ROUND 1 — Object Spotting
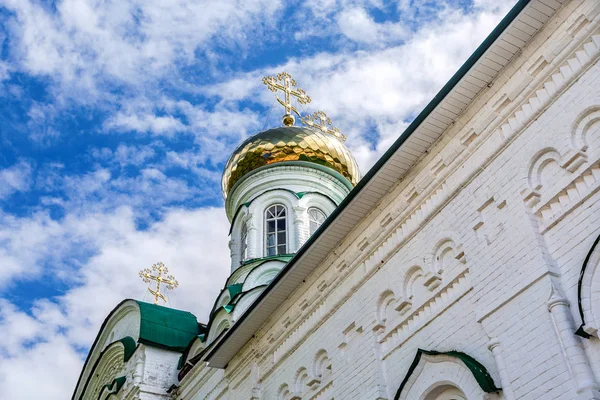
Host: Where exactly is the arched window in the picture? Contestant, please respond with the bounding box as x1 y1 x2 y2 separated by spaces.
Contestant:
265 205 287 256
426 385 466 400
240 222 248 264
308 207 326 235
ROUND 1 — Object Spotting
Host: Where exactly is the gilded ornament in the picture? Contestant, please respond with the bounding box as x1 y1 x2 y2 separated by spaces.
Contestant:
139 262 179 305
301 111 346 141
262 72 311 126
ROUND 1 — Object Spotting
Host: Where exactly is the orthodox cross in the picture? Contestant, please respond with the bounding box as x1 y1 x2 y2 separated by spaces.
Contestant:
262 72 311 126
301 110 346 141
139 262 179 305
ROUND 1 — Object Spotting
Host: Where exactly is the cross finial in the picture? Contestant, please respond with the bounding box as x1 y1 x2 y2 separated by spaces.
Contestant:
301 111 346 141
262 72 311 126
139 262 179 305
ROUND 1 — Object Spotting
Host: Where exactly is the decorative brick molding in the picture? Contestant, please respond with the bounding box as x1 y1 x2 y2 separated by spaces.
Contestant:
274 350 333 400
379 268 471 360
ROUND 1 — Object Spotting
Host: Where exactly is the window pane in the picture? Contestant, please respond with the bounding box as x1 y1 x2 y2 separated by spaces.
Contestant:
267 233 275 247
277 232 286 245
310 220 318 234
267 220 276 232
277 245 286 254
309 208 326 234
267 246 276 256
240 224 248 262
277 218 285 231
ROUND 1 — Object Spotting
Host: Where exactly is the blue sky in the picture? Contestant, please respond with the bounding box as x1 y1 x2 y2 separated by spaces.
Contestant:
0 0 515 397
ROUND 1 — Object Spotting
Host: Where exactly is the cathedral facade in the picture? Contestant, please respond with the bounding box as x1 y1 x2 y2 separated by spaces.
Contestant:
74 0 600 399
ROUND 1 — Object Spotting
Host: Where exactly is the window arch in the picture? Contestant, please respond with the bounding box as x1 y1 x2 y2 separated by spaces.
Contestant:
426 385 467 400
308 207 326 235
240 222 248 264
265 204 287 256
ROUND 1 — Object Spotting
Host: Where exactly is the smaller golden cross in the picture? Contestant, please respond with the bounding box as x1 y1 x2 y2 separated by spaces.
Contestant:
262 72 311 126
301 111 346 141
139 262 179 305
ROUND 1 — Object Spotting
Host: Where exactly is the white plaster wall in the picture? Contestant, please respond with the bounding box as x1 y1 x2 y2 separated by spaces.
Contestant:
138 346 182 400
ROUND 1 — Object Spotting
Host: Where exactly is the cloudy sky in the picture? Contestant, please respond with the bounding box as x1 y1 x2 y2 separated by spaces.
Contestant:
0 0 517 398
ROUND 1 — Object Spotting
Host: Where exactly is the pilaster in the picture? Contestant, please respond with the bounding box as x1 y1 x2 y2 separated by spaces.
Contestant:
547 292 600 399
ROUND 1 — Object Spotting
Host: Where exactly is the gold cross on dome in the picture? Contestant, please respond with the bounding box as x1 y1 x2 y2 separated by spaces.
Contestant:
262 72 311 126
139 262 179 305
301 111 346 141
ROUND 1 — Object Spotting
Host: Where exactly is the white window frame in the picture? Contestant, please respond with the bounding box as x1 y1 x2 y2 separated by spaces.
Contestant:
240 222 248 264
308 207 327 235
264 204 287 256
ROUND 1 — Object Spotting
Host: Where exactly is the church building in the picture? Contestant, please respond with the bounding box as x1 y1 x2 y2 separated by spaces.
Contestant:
73 0 600 398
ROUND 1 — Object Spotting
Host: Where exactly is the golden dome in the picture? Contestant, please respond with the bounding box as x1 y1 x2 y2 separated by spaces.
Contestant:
222 126 360 199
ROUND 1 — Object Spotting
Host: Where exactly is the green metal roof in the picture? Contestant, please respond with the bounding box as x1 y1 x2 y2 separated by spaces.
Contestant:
136 300 201 352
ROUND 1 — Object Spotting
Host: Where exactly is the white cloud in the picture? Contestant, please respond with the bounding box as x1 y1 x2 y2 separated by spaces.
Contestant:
103 98 261 168
91 144 157 167
1 0 282 97
0 161 32 200
337 7 409 45
33 162 206 219
0 301 82 399
0 206 231 399
104 112 187 136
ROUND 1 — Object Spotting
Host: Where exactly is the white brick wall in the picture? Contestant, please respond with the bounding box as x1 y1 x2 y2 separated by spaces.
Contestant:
178 1 600 399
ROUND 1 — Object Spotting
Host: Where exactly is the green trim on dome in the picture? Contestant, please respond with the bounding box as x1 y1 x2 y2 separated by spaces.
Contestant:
241 253 295 266
227 160 353 205
135 301 201 352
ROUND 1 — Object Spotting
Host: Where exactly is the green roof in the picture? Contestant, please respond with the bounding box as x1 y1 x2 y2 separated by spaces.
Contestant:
136 301 201 352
